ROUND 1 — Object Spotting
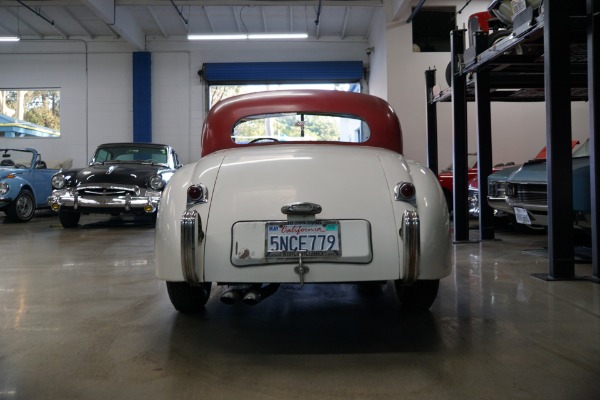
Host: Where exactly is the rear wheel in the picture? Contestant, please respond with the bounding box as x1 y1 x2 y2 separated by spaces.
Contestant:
488 30 524 54
394 279 440 311
166 281 212 313
6 189 35 222
59 209 81 228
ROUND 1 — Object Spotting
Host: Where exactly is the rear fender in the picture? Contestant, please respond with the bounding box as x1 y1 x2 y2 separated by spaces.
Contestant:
382 154 451 281
155 154 224 282
406 160 452 279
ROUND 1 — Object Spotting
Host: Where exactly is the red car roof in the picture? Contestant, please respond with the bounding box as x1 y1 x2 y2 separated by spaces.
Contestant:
200 90 403 157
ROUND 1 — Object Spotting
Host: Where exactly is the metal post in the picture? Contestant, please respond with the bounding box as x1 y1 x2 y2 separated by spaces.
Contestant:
425 68 439 175
587 0 599 282
535 0 575 280
450 29 470 242
473 31 495 241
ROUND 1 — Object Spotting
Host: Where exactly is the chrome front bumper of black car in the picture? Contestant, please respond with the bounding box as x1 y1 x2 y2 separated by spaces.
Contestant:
48 184 161 213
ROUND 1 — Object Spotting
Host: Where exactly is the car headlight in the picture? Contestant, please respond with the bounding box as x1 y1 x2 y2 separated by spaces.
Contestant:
468 191 479 205
148 175 164 190
51 173 66 189
0 182 8 195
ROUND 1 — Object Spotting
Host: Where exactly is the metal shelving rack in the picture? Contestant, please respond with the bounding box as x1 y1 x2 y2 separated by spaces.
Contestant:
425 0 598 282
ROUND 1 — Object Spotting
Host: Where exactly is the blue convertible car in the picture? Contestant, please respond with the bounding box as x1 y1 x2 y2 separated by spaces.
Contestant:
0 148 58 222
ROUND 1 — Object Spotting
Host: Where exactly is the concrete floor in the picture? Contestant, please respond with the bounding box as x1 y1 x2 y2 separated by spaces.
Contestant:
1 211 599 400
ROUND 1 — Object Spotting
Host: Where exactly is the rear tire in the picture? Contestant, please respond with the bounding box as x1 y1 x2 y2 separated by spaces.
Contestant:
166 281 212 313
394 279 440 311
488 30 523 54
59 209 81 228
6 189 35 222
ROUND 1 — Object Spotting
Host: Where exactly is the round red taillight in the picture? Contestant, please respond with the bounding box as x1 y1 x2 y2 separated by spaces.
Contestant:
396 182 416 200
187 185 203 201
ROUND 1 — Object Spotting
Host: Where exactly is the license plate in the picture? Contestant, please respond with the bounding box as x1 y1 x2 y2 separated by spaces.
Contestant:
265 220 341 258
514 207 531 225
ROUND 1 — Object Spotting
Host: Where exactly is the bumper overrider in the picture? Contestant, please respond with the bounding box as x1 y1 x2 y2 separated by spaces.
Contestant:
48 183 161 213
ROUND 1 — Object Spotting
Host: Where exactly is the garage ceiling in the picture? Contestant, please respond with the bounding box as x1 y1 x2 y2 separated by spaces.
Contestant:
0 0 383 50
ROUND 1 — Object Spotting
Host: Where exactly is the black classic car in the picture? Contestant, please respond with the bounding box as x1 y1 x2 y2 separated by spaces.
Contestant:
48 142 182 228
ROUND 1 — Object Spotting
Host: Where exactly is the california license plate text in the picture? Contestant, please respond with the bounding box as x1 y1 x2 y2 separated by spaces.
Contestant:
266 221 340 257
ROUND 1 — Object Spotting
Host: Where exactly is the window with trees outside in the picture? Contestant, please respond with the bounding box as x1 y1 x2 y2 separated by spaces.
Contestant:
0 89 61 138
232 112 369 144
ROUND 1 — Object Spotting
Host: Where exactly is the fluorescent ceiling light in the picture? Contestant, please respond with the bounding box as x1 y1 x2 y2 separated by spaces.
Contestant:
248 33 308 40
0 36 20 42
188 33 308 41
188 34 247 40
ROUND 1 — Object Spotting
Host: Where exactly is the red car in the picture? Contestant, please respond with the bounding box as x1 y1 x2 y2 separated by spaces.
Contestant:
436 154 509 213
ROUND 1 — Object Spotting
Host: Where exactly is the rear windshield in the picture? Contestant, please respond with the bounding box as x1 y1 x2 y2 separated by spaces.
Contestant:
231 112 370 144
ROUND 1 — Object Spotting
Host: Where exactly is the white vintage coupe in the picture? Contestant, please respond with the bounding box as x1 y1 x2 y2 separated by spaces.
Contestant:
155 90 451 313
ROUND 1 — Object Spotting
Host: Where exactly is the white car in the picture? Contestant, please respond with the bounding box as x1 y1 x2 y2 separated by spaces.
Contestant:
155 90 451 313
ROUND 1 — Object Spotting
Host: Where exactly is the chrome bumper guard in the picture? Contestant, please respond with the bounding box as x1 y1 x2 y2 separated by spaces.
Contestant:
400 210 420 284
181 209 205 283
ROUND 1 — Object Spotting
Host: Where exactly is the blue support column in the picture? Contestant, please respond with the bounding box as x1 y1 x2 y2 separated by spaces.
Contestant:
133 52 152 143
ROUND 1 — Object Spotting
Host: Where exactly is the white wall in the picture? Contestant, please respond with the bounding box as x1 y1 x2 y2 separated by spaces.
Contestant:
367 7 388 100
1 39 370 166
0 47 87 167
380 0 590 169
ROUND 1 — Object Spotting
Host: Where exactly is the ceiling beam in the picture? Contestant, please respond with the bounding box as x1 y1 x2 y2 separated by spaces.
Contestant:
82 0 145 49
148 6 168 37
63 6 94 38
0 1 382 5
232 6 242 32
203 6 216 32
6 7 43 38
0 1 382 6
261 7 267 32
341 6 349 39
0 20 16 35
118 1 382 6
390 0 413 22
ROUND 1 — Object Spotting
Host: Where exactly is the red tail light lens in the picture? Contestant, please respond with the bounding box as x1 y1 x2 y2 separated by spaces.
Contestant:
395 182 416 201
187 184 208 204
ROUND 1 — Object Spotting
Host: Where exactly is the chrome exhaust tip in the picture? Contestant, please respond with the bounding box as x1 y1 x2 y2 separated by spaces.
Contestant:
243 283 281 306
242 290 261 306
220 289 242 305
